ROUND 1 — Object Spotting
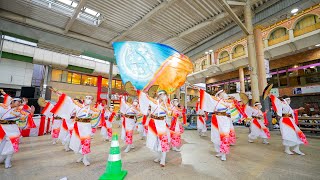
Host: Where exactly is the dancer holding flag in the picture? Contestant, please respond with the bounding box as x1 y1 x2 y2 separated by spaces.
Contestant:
120 97 141 153
0 89 34 168
199 89 236 161
246 102 270 144
112 41 193 166
138 89 171 167
263 84 308 155
196 99 207 137
101 104 116 142
50 89 100 166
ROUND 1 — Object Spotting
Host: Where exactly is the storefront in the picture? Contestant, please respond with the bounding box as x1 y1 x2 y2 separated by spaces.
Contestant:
49 68 126 110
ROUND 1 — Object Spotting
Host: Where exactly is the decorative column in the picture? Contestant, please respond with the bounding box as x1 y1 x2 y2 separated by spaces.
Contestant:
244 0 260 103
254 27 268 95
239 67 245 93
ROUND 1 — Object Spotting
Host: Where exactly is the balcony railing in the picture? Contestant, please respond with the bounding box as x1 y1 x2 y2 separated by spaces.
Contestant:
232 51 246 59
219 57 230 64
293 22 320 37
268 34 289 46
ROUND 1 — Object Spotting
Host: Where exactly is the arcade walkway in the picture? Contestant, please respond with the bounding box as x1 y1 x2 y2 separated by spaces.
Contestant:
0 127 319 180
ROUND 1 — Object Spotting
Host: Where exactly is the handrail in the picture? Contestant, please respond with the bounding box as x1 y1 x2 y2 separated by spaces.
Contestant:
268 34 289 46
293 22 320 37
232 51 245 59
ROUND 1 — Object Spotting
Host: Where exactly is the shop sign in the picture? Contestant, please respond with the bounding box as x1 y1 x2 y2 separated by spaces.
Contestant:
265 59 271 78
293 85 320 95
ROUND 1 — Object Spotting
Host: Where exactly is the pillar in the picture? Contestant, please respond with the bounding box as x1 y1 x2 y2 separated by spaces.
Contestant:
254 27 273 130
253 27 268 95
97 75 102 103
206 54 211 66
107 62 113 107
288 29 294 39
244 0 260 103
239 67 245 93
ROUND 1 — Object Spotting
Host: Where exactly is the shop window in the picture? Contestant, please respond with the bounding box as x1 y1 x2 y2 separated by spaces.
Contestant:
268 28 289 46
115 80 123 89
294 15 320 37
229 81 237 94
51 69 63 81
232 45 245 59
81 75 97 86
219 51 229 64
61 71 68 83
267 72 279 88
71 73 81 84
304 65 320 84
245 79 251 92
278 68 288 87
67 72 72 83
102 78 109 87
112 80 116 88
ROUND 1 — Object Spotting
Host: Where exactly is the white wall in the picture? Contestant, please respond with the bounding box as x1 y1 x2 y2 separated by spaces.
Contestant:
0 58 33 89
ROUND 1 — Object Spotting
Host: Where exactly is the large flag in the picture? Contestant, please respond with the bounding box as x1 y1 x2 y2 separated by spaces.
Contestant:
113 42 193 94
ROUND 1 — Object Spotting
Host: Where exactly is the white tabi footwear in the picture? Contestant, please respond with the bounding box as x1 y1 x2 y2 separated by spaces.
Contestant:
172 147 181 152
248 139 254 143
82 155 90 166
284 146 294 155
215 153 222 157
293 145 305 155
124 145 131 153
221 154 226 161
5 154 13 168
76 156 83 163
262 139 269 144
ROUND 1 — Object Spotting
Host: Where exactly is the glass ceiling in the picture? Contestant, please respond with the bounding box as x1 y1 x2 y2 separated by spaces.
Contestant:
31 0 103 26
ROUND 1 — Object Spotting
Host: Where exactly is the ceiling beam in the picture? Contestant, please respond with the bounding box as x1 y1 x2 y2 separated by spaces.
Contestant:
227 1 246 6
218 0 249 35
109 0 180 44
163 8 242 44
64 0 88 33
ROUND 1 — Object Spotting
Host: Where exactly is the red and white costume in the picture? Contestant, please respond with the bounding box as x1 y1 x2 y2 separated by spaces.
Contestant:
199 89 235 161
196 102 207 136
101 105 116 141
138 90 171 167
40 102 55 139
51 94 100 166
0 98 27 168
169 102 185 151
270 95 308 155
245 104 270 143
120 98 140 153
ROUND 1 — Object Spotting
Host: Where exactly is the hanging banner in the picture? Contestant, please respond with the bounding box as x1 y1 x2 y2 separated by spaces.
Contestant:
265 59 271 78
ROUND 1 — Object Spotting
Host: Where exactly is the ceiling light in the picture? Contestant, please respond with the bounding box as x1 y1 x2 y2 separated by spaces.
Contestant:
205 52 209 54
209 50 213 53
291 8 298 14
206 76 209 77
315 44 320 47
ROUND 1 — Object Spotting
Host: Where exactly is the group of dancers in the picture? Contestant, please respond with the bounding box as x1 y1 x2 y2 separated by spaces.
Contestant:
0 85 309 169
